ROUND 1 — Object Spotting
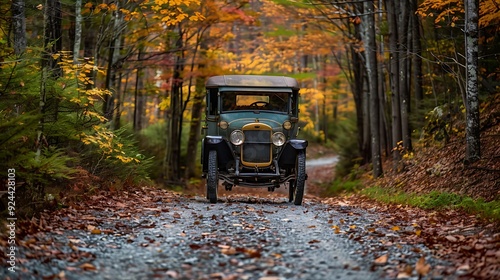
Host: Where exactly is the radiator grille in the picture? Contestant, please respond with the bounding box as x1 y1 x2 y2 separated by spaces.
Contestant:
241 125 272 166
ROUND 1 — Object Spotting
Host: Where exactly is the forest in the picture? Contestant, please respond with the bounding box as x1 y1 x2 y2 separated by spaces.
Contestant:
1 0 499 214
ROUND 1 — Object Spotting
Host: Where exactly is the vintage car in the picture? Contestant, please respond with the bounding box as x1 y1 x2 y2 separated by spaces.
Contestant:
201 75 308 205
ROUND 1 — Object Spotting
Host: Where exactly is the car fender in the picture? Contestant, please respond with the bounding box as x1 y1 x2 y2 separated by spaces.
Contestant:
202 136 234 172
277 139 308 167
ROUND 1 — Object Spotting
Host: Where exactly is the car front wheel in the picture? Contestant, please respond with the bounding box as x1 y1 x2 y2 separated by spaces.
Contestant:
293 150 306 205
207 150 218 203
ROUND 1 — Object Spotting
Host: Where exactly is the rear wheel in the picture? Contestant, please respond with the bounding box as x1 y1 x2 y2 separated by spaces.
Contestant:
207 150 218 203
293 150 306 205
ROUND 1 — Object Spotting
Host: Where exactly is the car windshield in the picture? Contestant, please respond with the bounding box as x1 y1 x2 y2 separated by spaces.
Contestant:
221 92 288 112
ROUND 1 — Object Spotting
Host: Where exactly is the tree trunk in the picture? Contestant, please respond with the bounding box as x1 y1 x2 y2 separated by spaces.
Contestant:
164 25 184 182
38 0 62 159
36 0 62 198
411 0 423 111
350 2 370 164
73 0 82 63
185 29 209 179
377 0 389 156
398 1 412 153
103 3 124 122
185 78 205 179
386 0 402 166
12 0 26 55
465 0 481 163
363 1 382 177
133 49 145 132
42 0 62 78
114 72 128 130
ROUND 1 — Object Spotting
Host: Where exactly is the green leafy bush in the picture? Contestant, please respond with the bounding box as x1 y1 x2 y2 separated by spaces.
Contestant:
80 126 153 186
1 52 154 217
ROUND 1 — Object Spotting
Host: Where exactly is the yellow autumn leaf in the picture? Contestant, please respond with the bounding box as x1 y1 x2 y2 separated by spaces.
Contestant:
331 225 341 234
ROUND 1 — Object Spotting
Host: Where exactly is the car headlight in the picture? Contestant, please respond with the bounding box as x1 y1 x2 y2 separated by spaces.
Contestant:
219 120 228 130
283 120 292 130
272 132 286 146
230 130 245 145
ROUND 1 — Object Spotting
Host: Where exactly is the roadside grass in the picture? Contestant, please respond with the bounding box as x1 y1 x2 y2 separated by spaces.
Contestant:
361 186 500 222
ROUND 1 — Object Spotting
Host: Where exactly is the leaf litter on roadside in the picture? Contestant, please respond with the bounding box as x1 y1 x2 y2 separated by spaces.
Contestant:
323 194 500 279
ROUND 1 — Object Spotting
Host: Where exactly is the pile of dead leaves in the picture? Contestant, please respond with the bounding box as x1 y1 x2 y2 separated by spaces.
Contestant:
0 187 179 267
373 93 499 202
323 195 500 279
357 94 500 277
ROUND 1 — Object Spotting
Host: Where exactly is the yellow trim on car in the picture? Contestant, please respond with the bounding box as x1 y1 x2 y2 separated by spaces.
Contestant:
241 123 273 167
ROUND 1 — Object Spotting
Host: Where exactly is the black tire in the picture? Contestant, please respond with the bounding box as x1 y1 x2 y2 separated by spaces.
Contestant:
288 180 295 202
207 150 218 203
293 150 306 205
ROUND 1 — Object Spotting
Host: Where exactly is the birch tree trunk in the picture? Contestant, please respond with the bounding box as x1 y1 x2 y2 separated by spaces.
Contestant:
464 0 481 163
73 0 82 63
363 1 382 177
104 2 124 122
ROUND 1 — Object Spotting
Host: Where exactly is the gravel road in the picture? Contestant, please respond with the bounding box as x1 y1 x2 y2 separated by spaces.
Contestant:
2 188 461 280
2 155 465 280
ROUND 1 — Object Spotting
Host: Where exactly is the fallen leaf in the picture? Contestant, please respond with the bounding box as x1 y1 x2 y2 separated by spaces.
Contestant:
80 263 97 271
331 225 341 234
244 248 261 258
391 225 400 231
91 228 102 234
445 235 458 242
116 202 126 207
374 254 388 265
189 244 202 250
396 271 412 278
415 256 431 276
221 247 237 255
457 264 470 271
